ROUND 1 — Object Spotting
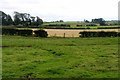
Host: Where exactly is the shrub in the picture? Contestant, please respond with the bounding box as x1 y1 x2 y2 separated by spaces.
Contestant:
117 33 120 37
16 29 33 36
97 27 119 29
2 28 33 36
86 24 97 26
79 32 98 37
2 28 17 35
79 31 119 37
86 27 90 29
76 24 83 27
34 30 48 37
48 24 70 27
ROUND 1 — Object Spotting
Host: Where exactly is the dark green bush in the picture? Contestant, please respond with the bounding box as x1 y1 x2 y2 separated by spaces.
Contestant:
79 31 119 37
48 24 70 27
86 27 90 29
34 30 48 37
86 24 97 26
2 28 33 36
76 24 83 27
0 28 2 35
2 28 48 37
118 33 120 37
2 28 16 35
97 27 119 29
16 29 33 36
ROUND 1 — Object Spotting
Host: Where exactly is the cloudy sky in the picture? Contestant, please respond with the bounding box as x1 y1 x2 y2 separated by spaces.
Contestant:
0 0 119 21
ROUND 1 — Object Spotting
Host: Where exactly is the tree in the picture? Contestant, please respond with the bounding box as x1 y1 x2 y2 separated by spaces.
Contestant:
13 12 21 25
0 11 44 27
0 11 13 25
6 15 13 25
35 16 43 26
92 18 106 26
30 16 35 26
1 11 7 25
13 11 43 27
13 12 31 26
84 19 89 23
60 20 64 22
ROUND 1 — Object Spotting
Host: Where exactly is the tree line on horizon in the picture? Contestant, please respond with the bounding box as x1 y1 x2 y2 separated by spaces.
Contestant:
0 11 118 27
0 11 43 27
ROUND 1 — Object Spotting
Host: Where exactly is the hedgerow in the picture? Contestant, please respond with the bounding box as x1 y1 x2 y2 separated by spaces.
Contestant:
79 31 119 37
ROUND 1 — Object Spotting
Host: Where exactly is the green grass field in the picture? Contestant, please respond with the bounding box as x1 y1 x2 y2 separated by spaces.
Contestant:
2 36 119 78
43 22 118 28
1 21 118 29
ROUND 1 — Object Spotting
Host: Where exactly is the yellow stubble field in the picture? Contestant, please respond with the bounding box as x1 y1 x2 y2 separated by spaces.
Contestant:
44 29 119 37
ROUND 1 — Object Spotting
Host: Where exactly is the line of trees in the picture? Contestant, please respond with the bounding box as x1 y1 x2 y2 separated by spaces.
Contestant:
0 11 43 27
91 18 106 26
84 18 108 26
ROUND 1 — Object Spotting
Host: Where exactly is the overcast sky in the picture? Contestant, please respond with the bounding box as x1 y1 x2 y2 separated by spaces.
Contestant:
0 0 119 21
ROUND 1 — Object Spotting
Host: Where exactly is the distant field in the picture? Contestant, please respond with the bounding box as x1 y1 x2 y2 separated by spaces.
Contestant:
1 21 118 29
44 29 119 37
2 35 119 78
1 25 119 37
43 22 118 28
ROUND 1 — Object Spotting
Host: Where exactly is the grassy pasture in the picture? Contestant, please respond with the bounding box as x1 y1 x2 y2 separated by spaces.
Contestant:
1 21 118 29
2 35 119 78
43 22 118 28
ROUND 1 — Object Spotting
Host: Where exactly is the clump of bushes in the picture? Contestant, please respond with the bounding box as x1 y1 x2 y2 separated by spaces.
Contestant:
34 30 48 37
49 24 70 27
86 24 97 26
2 28 17 35
97 27 120 29
16 29 32 36
76 24 97 27
44 24 70 28
79 31 119 37
2 28 32 36
2 28 48 37
76 24 83 27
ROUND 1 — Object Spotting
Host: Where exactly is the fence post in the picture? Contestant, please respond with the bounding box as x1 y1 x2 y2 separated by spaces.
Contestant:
64 33 65 38
54 33 56 37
